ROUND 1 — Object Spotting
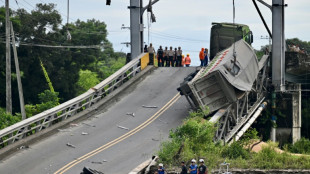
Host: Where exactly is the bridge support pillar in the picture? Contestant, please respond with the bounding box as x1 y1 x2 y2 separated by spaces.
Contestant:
272 0 286 91
291 84 301 144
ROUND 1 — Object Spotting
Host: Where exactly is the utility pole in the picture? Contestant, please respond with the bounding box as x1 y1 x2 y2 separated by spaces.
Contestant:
11 22 26 120
129 0 159 60
6 0 12 114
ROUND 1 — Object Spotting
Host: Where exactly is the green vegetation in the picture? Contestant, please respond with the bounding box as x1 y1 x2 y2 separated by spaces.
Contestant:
0 3 126 127
157 109 310 171
287 138 310 155
0 108 21 129
25 90 59 118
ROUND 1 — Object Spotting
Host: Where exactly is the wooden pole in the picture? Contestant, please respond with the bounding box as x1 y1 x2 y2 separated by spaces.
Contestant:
5 0 12 114
11 22 26 120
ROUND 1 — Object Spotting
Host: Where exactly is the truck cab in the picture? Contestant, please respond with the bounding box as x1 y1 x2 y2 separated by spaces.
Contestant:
209 22 253 59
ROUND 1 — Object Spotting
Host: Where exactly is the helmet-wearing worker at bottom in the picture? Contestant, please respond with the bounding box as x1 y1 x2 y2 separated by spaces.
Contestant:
157 163 165 174
189 159 198 174
185 54 191 67
198 159 208 174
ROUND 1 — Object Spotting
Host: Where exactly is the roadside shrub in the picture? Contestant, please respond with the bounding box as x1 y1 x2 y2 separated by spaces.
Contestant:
0 108 21 129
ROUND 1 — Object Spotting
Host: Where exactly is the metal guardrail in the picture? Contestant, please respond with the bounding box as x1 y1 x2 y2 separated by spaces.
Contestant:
0 54 148 148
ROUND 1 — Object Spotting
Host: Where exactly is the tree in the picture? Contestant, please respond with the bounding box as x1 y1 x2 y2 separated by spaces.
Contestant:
76 70 100 95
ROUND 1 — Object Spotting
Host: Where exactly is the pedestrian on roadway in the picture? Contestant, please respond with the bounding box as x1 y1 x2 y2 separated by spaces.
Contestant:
204 48 209 66
164 46 169 67
198 159 208 174
167 46 175 67
185 54 191 67
148 43 155 65
181 161 188 174
176 47 183 67
199 48 205 66
155 163 165 174
157 46 164 67
189 159 198 174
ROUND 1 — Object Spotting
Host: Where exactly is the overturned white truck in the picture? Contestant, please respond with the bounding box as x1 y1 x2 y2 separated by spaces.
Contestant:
179 39 259 115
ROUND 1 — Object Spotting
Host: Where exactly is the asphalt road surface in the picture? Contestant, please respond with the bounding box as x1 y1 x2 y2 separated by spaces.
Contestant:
0 67 197 174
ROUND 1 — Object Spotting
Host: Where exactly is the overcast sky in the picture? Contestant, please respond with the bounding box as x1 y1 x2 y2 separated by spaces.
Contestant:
3 0 310 65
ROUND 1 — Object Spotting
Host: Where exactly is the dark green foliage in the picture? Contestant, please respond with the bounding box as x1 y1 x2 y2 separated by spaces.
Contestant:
221 142 249 159
288 138 310 155
302 98 310 138
0 108 21 129
25 90 59 117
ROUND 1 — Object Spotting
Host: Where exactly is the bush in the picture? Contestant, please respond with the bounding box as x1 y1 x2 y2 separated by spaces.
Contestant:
288 138 310 155
25 90 59 117
0 108 21 129
221 142 250 159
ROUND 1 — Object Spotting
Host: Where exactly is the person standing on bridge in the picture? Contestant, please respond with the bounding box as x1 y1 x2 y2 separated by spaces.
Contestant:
157 46 164 67
144 44 148 53
173 47 178 67
181 54 185 67
167 46 175 67
204 48 209 66
176 47 183 67
199 48 205 66
164 46 169 67
148 43 156 65
185 54 191 67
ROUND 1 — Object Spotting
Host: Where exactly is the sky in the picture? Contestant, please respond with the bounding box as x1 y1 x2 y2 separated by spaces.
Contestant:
2 0 310 66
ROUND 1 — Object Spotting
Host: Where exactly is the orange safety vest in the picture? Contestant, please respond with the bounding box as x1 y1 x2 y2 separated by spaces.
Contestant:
185 56 191 65
199 48 205 60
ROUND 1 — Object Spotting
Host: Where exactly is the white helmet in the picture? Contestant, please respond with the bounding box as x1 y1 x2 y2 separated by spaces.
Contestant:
191 159 196 163
199 159 204 163
159 163 163 167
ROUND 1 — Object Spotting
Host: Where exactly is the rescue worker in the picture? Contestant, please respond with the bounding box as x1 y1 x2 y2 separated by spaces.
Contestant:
181 161 188 174
176 47 183 67
181 55 185 67
185 54 191 67
199 48 205 66
204 48 209 66
144 45 148 53
157 46 164 67
168 46 175 67
148 43 155 65
164 47 169 67
189 159 198 174
156 163 165 174
198 159 207 174
173 47 177 67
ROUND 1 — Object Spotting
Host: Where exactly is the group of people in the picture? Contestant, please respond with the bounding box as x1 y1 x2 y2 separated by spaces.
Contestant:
155 159 208 174
288 44 307 54
145 44 192 67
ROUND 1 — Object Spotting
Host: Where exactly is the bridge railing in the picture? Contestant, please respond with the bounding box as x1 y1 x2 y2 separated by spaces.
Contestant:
0 53 150 148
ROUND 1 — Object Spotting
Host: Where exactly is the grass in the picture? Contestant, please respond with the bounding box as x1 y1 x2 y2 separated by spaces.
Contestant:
157 109 310 171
